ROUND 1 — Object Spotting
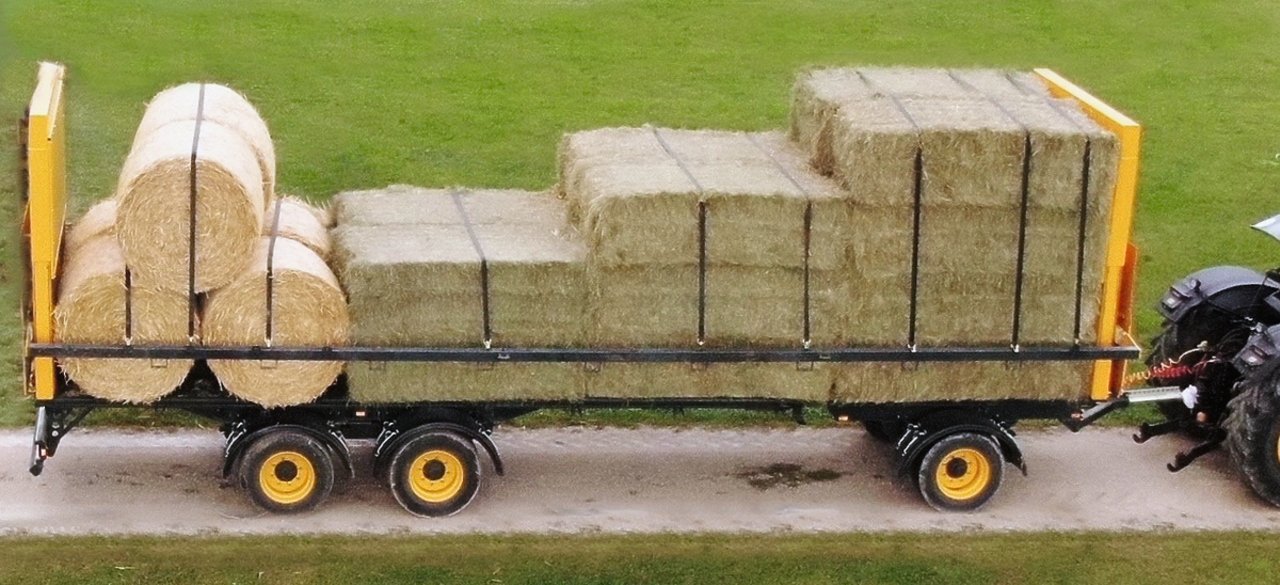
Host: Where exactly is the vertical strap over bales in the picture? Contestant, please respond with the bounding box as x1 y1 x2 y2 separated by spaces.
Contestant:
264 198 285 346
864 69 926 350
450 190 493 348
186 83 207 343
746 133 814 348
651 127 709 346
948 70 1034 350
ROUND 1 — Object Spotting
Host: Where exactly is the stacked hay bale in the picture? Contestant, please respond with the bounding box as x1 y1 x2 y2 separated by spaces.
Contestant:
332 187 587 402
56 83 349 407
789 67 1119 402
558 128 846 400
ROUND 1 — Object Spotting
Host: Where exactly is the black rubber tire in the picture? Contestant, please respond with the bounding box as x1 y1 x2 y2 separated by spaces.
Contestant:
916 433 1004 512
238 429 336 514
1224 371 1280 507
387 431 481 517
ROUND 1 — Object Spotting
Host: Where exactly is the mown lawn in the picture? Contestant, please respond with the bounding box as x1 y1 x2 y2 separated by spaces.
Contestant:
1 1 1277 426
1 532 1279 585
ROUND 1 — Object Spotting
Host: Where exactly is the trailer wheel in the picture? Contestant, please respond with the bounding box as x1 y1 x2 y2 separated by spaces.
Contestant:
239 429 335 514
1224 372 1280 506
916 433 1004 512
387 431 481 517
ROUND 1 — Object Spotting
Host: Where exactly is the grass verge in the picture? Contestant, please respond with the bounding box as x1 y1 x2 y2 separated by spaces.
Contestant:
1 532 1278 585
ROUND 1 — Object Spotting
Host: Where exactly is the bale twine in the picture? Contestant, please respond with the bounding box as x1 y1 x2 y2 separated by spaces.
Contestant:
204 236 349 407
54 235 194 403
116 120 265 292
134 83 276 199
64 198 118 252
266 196 331 259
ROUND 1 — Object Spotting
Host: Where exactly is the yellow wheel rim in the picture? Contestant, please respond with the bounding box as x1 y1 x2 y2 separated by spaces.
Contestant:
258 451 316 505
934 447 992 502
408 449 466 504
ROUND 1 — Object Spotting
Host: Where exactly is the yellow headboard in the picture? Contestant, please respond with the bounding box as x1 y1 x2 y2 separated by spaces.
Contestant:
24 62 68 400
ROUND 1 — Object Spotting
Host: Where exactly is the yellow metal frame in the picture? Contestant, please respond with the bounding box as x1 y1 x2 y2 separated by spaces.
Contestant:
1034 69 1142 401
24 62 68 400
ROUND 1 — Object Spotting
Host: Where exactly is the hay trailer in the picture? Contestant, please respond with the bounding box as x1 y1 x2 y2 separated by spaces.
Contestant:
22 63 1146 516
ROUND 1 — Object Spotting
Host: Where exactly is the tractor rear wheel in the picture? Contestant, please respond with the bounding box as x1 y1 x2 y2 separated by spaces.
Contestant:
1224 368 1280 507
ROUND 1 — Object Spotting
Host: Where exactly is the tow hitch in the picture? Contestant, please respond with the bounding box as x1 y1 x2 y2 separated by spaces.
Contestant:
1066 386 1225 472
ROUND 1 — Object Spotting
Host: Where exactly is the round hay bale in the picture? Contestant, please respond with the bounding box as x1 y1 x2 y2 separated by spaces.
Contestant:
54 235 195 403
64 198 117 252
116 120 265 292
265 196 332 259
204 237 349 407
134 83 276 199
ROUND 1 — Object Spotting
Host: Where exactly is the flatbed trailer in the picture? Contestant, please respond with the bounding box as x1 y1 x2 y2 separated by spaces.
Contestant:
20 63 1145 515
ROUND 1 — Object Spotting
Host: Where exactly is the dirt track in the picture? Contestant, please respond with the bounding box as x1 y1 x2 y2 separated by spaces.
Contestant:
3 426 1280 535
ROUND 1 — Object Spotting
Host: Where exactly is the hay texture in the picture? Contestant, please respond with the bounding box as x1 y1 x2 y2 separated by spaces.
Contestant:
203 236 349 408
788 67 1119 346
266 196 332 259
54 235 194 403
333 188 586 403
134 83 276 199
559 129 847 270
116 119 265 292
587 363 831 401
831 361 1092 402
559 129 850 347
64 198 117 252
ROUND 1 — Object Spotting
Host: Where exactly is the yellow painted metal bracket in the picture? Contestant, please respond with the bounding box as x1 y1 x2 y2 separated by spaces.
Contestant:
1034 68 1142 401
24 62 68 400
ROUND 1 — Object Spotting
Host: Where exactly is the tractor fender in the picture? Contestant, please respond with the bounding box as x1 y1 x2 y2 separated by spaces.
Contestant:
1160 266 1279 323
896 410 1024 477
373 421 504 479
222 422 354 480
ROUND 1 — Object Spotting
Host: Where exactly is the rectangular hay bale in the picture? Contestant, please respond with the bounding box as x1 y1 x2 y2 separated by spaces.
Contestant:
560 129 849 270
831 361 1092 402
347 362 586 403
332 189 587 348
586 363 833 401
590 266 847 347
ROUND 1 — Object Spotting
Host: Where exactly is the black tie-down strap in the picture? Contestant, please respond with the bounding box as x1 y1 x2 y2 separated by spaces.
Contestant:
185 82 208 343
946 70 1035 350
865 71 926 351
651 127 708 346
1000 71 1095 346
746 133 814 348
263 197 285 346
450 191 493 348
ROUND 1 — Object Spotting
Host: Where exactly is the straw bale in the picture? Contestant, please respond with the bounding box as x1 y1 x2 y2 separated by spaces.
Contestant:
347 362 585 403
590 266 846 347
560 129 848 269
586 363 833 400
204 237 349 408
134 83 276 198
847 204 1110 345
333 186 569 227
116 120 265 292
332 189 587 348
65 198 118 252
857 67 976 100
54 235 193 403
831 361 1092 402
789 68 874 174
266 196 332 259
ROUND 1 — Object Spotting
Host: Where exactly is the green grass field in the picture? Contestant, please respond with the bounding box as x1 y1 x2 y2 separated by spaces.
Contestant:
1 1 1278 426
2 532 1279 585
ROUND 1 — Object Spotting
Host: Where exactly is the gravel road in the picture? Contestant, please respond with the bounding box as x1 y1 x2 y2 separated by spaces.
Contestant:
3 425 1280 535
